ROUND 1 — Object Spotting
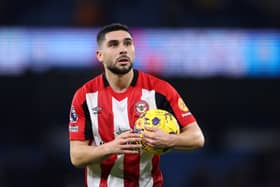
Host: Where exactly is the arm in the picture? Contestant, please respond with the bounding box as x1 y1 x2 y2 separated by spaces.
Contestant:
142 121 204 151
172 121 205 150
70 130 142 168
70 140 110 168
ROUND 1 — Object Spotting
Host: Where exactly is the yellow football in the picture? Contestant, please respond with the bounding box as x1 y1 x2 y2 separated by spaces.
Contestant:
134 109 180 154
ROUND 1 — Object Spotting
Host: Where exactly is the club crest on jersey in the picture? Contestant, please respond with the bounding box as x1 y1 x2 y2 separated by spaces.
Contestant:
135 100 149 116
70 106 78 123
178 98 189 112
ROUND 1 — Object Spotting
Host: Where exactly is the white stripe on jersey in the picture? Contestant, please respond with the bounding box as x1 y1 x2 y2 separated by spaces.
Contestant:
85 92 102 187
139 153 154 187
86 92 103 146
141 89 157 110
112 97 131 136
139 89 157 187
87 165 102 187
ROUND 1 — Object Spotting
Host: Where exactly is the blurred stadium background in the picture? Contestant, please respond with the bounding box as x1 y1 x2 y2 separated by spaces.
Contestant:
1 0 280 186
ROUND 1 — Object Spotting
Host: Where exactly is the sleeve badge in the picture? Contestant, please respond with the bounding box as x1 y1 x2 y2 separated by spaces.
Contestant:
70 106 78 123
178 98 189 112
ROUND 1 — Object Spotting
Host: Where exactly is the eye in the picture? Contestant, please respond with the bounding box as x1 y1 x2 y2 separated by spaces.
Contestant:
124 40 132 46
108 41 119 47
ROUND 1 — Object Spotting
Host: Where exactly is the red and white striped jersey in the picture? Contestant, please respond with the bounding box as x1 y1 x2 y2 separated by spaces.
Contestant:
69 70 196 187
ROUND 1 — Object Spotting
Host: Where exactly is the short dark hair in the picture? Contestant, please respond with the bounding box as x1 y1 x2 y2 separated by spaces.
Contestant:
96 23 132 47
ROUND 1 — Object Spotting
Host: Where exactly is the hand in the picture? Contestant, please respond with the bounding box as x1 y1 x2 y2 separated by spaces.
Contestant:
105 129 142 155
142 126 175 149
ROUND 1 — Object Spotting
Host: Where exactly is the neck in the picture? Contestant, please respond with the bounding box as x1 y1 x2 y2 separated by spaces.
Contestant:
105 69 134 93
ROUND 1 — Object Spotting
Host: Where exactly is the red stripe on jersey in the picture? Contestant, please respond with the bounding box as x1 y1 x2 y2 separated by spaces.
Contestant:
98 88 115 142
151 155 163 187
100 155 117 187
123 86 142 187
124 154 140 187
98 88 117 187
127 84 143 126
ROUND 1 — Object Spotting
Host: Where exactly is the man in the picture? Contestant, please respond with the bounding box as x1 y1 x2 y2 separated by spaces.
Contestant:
68 23 204 187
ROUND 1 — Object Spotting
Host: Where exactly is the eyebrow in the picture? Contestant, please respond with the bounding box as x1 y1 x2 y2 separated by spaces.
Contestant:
107 37 133 44
123 37 133 42
107 40 119 46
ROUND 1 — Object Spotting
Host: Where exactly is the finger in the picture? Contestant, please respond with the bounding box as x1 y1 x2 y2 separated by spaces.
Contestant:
121 144 142 150
144 126 158 132
143 142 156 148
142 137 155 145
129 133 142 138
142 132 155 139
122 132 142 139
143 141 164 149
120 129 133 136
119 137 142 145
126 137 142 142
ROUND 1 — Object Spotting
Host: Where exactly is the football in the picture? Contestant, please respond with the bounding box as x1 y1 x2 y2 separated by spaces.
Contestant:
134 109 180 154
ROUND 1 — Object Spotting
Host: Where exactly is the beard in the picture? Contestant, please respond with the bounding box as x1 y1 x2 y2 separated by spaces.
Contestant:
107 63 133 75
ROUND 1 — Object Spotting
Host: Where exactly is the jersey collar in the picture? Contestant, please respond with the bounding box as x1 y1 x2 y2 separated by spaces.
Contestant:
102 69 139 87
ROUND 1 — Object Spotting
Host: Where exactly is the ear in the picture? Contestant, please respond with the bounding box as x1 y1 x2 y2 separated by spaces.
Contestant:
96 50 103 62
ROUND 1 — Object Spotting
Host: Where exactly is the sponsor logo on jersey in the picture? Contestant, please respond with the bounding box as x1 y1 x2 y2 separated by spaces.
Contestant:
92 106 102 114
178 98 189 112
115 128 130 136
135 100 149 116
70 106 78 123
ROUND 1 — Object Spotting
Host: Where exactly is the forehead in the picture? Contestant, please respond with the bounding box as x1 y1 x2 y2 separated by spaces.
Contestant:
104 30 132 42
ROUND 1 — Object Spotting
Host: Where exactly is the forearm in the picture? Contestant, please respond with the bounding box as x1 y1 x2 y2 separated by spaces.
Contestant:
171 122 205 150
70 142 112 168
70 131 142 167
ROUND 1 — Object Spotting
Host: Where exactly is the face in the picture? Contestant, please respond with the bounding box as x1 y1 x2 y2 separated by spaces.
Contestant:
96 30 135 75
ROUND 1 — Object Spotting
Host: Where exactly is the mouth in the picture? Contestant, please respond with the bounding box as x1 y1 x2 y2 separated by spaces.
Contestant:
117 56 130 65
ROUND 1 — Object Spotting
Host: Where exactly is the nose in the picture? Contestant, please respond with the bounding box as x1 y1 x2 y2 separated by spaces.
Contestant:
119 44 128 55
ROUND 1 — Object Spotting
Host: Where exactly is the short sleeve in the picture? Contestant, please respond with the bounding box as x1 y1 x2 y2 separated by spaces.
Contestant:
68 88 93 140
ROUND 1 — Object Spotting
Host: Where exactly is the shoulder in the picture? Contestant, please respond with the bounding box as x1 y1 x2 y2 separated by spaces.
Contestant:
72 74 103 101
137 70 176 94
82 74 103 92
137 70 168 85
